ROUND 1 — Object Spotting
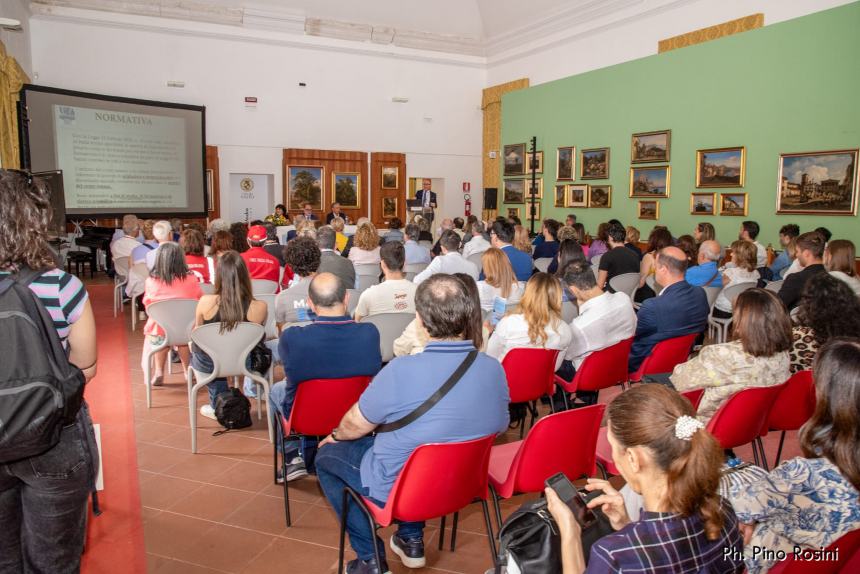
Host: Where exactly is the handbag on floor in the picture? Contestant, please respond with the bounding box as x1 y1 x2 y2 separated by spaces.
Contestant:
213 388 252 432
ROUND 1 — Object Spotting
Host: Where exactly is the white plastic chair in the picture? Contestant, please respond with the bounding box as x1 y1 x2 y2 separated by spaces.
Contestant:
645 274 664 295
703 285 722 310
534 257 553 273
765 280 784 293
354 263 381 295
591 265 600 281
254 293 279 341
360 313 416 363
346 288 359 317
404 263 429 282
591 254 603 268
141 299 198 408
186 322 273 453
199 282 216 295
418 240 433 250
608 272 640 300
561 300 579 323
466 253 484 275
707 282 756 343
113 256 130 317
252 279 278 294
128 262 149 331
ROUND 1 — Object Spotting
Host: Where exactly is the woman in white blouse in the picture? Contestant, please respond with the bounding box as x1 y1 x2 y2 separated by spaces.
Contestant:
477 247 523 313
486 272 572 370
713 239 759 318
347 222 381 265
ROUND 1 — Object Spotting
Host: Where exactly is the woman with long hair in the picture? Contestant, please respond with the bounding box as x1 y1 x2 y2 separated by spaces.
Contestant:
477 247 523 313
729 338 860 574
546 384 743 573
548 239 587 301
142 242 203 385
824 239 860 295
348 222 381 264
677 234 698 268
512 225 532 254
671 288 792 422
637 226 673 288
587 222 610 263
694 221 716 244
191 251 267 419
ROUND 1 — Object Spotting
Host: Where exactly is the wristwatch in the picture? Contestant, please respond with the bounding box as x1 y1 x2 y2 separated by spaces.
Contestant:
331 428 340 442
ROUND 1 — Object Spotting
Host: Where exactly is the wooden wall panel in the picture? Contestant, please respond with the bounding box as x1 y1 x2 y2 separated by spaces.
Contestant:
206 145 220 220
370 152 406 229
282 148 368 223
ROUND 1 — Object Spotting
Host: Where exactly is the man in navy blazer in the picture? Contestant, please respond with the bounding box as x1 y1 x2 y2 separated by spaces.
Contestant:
629 246 709 373
486 219 533 281
415 178 437 224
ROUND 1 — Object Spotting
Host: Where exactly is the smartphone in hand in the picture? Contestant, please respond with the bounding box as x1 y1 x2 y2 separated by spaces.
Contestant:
545 472 597 528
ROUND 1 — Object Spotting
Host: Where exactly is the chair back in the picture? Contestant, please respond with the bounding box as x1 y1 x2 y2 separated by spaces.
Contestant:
502 348 559 403
200 282 215 295
609 272 640 300
767 370 815 432
361 313 416 362
404 263 429 281
645 274 663 295
381 435 495 523
255 293 278 340
590 265 599 280
722 281 756 307
466 253 484 274
570 337 633 392
127 262 150 297
354 263 381 294
114 255 131 280
630 333 698 381
418 240 433 250
680 388 706 413
768 528 860 574
533 257 552 273
703 286 721 310
145 299 198 346
591 254 603 267
190 322 266 378
346 288 359 316
561 300 578 323
509 405 605 493
765 280 784 293
286 376 372 436
251 279 278 294
706 384 784 450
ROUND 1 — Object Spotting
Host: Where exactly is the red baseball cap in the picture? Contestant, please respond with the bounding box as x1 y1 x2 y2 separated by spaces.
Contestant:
247 225 267 241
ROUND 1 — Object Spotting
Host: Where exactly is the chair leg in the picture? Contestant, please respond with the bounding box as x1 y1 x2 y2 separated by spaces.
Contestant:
756 437 769 471
450 511 459 551
480 499 499 569
143 352 153 409
596 460 609 480
438 515 446 551
282 434 291 527
562 390 570 411
774 431 786 467
338 489 349 574
751 440 760 467
189 381 198 454
490 485 503 533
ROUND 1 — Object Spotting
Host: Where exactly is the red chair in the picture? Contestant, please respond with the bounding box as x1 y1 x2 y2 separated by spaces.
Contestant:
707 384 784 470
275 376 372 526
759 371 815 467
595 388 705 476
627 333 699 383
501 348 560 436
553 337 633 409
337 436 498 573
488 405 605 529
768 528 860 573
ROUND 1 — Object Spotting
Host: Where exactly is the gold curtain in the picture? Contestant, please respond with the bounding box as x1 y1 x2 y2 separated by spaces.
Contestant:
0 40 29 169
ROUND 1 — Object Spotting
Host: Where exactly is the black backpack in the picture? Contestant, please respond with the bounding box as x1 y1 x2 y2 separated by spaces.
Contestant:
0 268 86 464
213 388 252 432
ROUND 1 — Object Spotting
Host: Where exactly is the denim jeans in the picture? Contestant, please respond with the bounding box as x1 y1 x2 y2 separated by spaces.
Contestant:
191 349 251 407
0 405 99 574
316 436 424 561
270 379 318 473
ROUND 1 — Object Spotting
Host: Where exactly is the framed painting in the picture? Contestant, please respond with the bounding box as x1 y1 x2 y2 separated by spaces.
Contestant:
525 202 542 222
638 200 660 220
589 185 611 208
381 166 399 189
697 147 745 188
581 147 610 179
776 149 858 215
690 192 716 215
566 184 589 208
332 172 361 209
720 193 748 216
630 166 670 198
525 151 543 173
506 207 521 220
526 178 543 199
553 184 567 208
504 143 526 176
556 146 575 180
382 196 398 219
287 165 324 210
503 179 525 204
631 130 671 163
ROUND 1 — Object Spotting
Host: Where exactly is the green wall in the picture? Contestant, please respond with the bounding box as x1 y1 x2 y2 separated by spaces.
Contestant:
500 1 860 247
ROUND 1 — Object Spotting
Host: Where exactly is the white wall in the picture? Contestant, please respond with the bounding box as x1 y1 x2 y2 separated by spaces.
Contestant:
28 14 485 224
0 0 32 77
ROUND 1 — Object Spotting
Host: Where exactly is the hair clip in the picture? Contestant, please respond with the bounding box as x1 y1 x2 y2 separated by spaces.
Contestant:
675 415 704 441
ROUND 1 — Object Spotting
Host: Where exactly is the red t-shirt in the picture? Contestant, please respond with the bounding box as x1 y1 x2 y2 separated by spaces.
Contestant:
185 254 210 283
241 247 281 284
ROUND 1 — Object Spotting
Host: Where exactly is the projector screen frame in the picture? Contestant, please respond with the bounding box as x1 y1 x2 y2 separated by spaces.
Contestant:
18 83 208 219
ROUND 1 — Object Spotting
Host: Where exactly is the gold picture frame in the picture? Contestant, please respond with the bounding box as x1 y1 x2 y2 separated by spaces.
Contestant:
720 193 749 216
381 166 399 189
690 192 716 215
638 200 660 220
286 165 325 211
566 184 589 208
630 166 670 198
525 151 543 173
506 207 521 220
525 202 542 222
553 184 566 208
526 178 543 199
382 196 398 219
504 143 526 176
503 179 525 204
696 147 746 188
332 171 361 209
581 147 610 179
631 130 671 163
556 146 575 180
776 149 859 215
589 185 612 208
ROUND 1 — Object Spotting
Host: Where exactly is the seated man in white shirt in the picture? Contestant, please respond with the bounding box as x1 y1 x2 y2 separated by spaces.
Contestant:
354 241 417 321
739 220 768 268
557 259 637 406
461 220 491 260
413 230 479 285
145 220 174 271
110 215 141 262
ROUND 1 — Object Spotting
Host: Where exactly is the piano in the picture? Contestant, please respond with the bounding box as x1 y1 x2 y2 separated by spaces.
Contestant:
74 226 115 274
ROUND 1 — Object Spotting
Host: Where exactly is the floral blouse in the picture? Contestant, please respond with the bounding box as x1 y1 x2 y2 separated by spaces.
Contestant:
728 457 860 574
670 340 790 422
790 326 818 374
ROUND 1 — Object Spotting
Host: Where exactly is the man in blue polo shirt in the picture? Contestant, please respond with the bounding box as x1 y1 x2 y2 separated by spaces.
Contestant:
487 219 533 281
315 274 510 574
269 272 382 481
685 240 723 288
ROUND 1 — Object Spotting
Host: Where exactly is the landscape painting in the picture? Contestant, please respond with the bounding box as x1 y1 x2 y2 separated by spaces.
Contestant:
554 184 566 207
504 179 525 203
581 147 610 179
382 196 398 218
557 146 574 180
332 172 360 208
287 165 324 210
526 151 543 173
720 193 748 216
630 166 670 198
589 185 611 208
381 166 399 189
527 178 544 199
507 207 521 220
638 200 659 220
631 130 671 163
566 184 589 208
777 149 858 215
691 192 716 215
697 147 745 188
504 143 526 176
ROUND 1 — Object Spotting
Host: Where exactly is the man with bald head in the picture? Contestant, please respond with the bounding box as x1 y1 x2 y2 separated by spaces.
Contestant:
270 271 382 481
685 240 723 288
628 246 710 372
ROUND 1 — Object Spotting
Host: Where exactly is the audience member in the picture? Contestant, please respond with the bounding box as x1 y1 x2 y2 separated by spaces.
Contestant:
635 227 673 301
769 224 800 280
331 216 349 252
463 214 478 239
685 240 723 288
142 243 203 386
348 222 382 265
545 384 743 573
676 234 698 268
275 237 321 326
597 222 640 290
814 226 832 243
111 215 141 263
557 225 577 243
145 220 175 271
131 219 158 265
230 221 250 253
315 274 509 574
354 242 417 321
624 226 642 259
477 247 523 315
191 252 266 420
416 217 434 243
326 201 348 225
383 217 404 243
111 213 141 243
565 213 577 227
629 247 709 372
587 222 610 264
241 225 285 287
461 219 491 259
729 338 860 574
301 202 319 221
452 217 466 240
712 240 759 319
294 219 318 241
548 237 586 277
181 228 210 283
672 289 791 422
271 272 382 480
790 274 860 373
208 230 233 262
207 218 230 240
316 225 356 289
261 222 286 266
168 218 182 242
777 231 827 310
403 224 432 264
571 223 589 256
512 225 533 254
533 219 561 260
431 218 454 256
694 221 716 244
286 214 304 243
489 220 533 281
824 239 860 296
739 220 767 268
414 230 478 284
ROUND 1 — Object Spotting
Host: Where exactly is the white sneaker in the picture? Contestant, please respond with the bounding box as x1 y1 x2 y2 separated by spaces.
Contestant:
200 404 217 420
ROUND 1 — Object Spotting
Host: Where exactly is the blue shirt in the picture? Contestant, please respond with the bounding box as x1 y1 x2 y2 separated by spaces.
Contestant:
533 240 559 261
684 261 723 288
502 244 534 281
769 250 791 280
358 341 510 501
131 239 158 265
403 240 431 264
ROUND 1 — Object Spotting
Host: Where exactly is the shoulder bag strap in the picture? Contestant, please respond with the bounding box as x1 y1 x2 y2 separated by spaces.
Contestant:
703 269 720 287
376 350 478 434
